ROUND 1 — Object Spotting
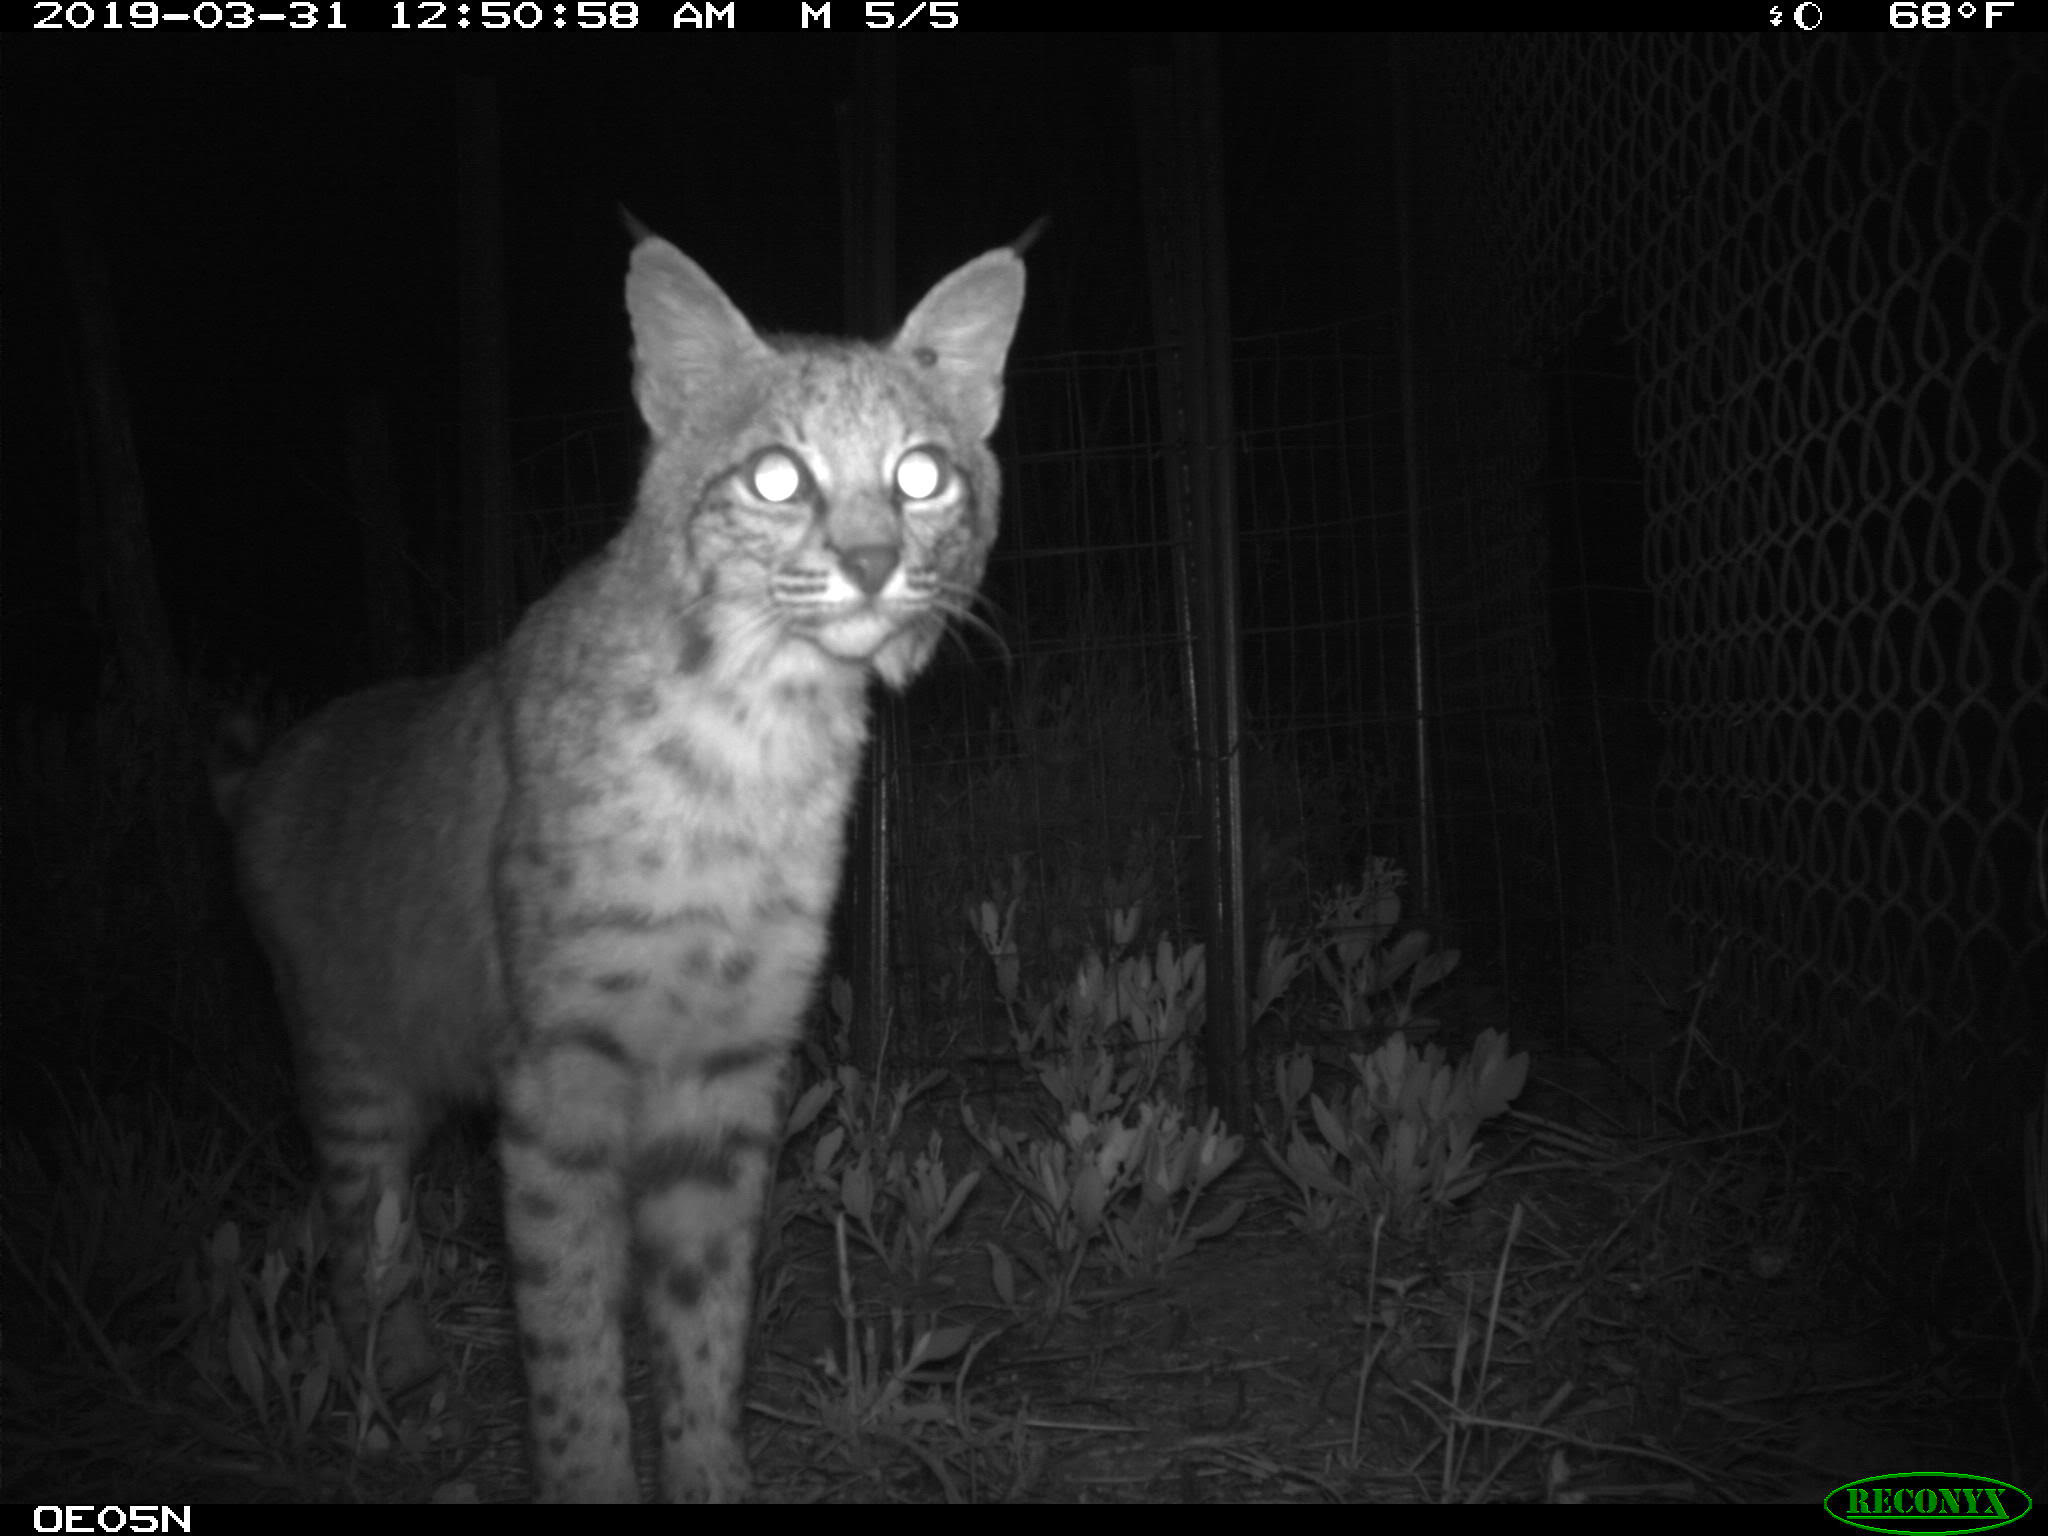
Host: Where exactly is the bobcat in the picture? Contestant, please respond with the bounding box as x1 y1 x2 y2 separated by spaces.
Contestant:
222 230 1027 1500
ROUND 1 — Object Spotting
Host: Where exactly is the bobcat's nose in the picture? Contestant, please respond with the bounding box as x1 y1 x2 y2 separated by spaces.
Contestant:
836 543 899 596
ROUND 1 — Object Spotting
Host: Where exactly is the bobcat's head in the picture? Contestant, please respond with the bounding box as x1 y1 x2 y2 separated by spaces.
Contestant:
624 237 1026 691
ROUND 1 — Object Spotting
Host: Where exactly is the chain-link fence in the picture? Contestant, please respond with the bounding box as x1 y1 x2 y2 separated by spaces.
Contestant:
1413 33 2046 1148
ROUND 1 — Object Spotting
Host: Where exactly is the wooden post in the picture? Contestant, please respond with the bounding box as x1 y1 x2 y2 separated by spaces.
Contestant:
836 38 899 1074
1135 37 1248 1127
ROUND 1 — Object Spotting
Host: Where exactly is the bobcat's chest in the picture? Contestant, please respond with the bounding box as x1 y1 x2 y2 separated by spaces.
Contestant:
490 650 870 1068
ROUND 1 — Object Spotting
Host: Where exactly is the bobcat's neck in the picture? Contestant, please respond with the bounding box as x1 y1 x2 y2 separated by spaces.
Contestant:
664 641 873 809
512 550 875 830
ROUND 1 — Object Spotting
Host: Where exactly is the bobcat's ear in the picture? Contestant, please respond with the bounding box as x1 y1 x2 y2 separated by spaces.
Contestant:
892 247 1026 442
626 238 772 430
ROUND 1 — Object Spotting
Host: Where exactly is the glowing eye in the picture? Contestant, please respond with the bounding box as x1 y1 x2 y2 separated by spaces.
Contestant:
749 449 805 503
895 446 948 501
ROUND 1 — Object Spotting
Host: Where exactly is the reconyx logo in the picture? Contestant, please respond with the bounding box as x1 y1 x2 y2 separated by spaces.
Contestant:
1825 1472 2031 1533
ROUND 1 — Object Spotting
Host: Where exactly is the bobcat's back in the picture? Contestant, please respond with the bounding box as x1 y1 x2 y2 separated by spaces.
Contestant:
229 232 1026 1501
233 675 507 1100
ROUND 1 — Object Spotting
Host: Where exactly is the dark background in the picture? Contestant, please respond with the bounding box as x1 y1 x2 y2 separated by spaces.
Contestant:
3 33 1396 707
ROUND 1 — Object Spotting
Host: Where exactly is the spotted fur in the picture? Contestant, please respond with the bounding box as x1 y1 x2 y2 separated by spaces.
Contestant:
225 234 1026 1500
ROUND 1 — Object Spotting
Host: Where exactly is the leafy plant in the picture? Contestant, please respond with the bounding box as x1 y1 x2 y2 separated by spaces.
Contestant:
1307 859 1461 1035
1264 1028 1528 1236
184 1212 343 1452
963 880 1246 1318
787 1061 974 1286
965 1098 1243 1316
179 1181 445 1466
1033 934 1205 1119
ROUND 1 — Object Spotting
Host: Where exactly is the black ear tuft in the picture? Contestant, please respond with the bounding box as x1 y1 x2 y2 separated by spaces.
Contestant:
1008 216 1051 257
619 205 657 245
